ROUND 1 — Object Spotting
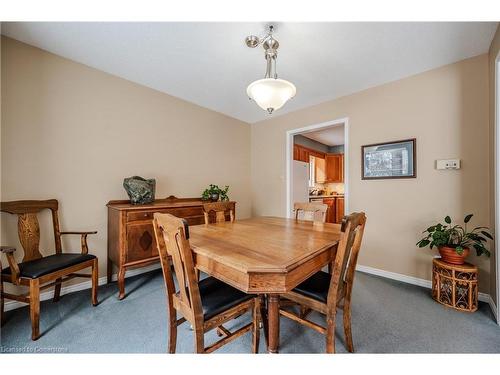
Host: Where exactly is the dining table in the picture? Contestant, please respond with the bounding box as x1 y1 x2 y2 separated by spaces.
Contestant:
189 216 341 353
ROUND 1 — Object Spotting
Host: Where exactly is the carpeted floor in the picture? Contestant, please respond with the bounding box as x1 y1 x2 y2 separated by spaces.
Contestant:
1 270 499 353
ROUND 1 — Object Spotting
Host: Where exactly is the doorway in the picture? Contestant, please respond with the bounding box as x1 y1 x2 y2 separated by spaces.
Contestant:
285 117 349 220
495 57 500 324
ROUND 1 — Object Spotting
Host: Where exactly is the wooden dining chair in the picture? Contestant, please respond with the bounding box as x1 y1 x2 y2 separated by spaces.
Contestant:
202 201 235 224
293 202 328 223
152 212 260 353
0 199 98 340
279 212 367 353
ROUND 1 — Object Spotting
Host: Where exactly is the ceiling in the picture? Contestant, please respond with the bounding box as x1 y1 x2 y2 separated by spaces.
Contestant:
1 22 497 123
303 125 345 146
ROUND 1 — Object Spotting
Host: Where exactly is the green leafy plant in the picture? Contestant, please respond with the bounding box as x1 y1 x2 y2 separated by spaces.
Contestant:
201 184 229 201
416 214 493 257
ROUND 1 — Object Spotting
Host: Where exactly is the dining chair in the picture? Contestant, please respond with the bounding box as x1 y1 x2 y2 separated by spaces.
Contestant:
293 202 328 223
0 199 98 340
152 212 260 353
279 212 367 353
202 201 235 224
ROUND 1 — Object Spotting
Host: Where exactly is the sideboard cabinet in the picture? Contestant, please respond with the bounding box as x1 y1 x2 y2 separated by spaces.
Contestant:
107 196 236 299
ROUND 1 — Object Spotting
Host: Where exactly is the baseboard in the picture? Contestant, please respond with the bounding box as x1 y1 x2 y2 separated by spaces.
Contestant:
3 263 162 312
487 295 498 323
4 262 497 322
356 264 491 304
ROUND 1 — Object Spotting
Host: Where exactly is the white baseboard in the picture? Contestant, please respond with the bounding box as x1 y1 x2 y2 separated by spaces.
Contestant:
4 262 498 324
488 295 498 323
356 264 496 315
3 263 162 312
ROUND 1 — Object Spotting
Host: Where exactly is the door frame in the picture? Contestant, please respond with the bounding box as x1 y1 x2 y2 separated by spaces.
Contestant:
285 117 349 218
495 55 500 324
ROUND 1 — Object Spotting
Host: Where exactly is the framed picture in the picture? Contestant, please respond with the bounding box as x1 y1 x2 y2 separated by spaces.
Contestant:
361 138 416 179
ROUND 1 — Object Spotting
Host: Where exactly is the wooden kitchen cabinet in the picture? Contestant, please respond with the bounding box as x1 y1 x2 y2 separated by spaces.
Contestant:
293 144 309 162
315 157 327 183
293 144 300 161
322 196 345 224
293 144 325 163
299 148 310 162
322 198 336 223
335 197 345 223
325 153 344 182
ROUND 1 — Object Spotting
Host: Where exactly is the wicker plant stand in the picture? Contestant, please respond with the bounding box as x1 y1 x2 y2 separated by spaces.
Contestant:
432 258 478 312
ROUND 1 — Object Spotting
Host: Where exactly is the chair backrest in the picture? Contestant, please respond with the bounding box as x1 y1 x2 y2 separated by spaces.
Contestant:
0 199 62 261
152 213 203 324
294 202 328 223
202 201 235 224
326 212 367 308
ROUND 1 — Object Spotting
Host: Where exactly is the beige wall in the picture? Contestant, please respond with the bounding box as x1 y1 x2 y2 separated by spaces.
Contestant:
1 37 251 284
1 35 495 300
489 25 500 305
251 54 492 293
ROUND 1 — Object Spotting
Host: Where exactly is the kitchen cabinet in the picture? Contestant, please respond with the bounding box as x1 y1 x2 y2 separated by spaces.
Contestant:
293 144 325 163
315 157 326 183
293 144 300 161
325 153 344 182
299 147 310 162
335 197 345 224
322 198 336 223
322 196 345 224
293 144 309 162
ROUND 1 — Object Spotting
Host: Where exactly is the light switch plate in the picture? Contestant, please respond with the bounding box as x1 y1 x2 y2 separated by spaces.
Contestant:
436 159 461 170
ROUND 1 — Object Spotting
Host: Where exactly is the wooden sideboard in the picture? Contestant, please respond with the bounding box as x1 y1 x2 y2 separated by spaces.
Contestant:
107 196 236 299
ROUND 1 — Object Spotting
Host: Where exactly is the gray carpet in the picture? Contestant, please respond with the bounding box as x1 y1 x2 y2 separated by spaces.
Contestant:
1 270 499 353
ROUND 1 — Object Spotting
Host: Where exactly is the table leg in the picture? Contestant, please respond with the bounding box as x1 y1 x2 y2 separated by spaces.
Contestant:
260 295 269 345
267 294 280 353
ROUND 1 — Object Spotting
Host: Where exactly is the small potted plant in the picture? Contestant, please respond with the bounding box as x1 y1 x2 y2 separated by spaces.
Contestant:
201 184 230 202
416 214 493 264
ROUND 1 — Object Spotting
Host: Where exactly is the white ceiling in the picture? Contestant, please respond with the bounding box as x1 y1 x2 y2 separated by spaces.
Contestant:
1 22 497 123
303 125 345 146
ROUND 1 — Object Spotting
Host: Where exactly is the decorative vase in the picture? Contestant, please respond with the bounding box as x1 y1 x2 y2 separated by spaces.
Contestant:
210 193 219 202
438 246 470 265
123 176 156 205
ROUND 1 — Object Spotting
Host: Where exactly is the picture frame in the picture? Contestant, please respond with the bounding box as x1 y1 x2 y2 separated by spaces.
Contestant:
361 138 416 180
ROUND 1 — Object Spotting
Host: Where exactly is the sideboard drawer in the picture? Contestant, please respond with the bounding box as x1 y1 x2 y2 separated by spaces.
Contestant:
127 211 154 221
127 207 204 222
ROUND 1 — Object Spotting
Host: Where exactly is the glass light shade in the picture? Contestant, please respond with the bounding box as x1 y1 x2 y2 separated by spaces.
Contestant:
247 78 296 114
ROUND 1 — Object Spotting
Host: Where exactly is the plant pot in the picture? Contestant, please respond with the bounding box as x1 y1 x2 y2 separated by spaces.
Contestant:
210 193 219 202
438 246 470 265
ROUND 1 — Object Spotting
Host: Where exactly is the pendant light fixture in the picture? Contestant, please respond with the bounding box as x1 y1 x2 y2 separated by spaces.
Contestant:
245 26 296 114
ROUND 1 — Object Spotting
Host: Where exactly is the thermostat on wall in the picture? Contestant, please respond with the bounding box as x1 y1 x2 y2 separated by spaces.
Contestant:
436 159 461 170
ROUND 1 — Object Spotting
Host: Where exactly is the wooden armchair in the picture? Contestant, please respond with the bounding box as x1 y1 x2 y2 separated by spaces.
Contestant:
293 202 328 223
202 201 235 224
0 199 98 340
153 213 260 353
279 212 367 353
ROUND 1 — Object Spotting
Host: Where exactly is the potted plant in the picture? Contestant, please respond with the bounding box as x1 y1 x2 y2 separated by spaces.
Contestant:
416 214 493 264
201 184 230 202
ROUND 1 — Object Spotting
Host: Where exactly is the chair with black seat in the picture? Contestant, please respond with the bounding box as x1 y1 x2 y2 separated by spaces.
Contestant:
202 201 235 224
0 199 98 340
152 212 260 353
279 212 366 353
294 202 328 223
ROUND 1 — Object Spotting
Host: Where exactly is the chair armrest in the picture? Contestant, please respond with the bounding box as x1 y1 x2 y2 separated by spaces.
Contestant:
60 231 97 255
0 246 20 285
60 231 98 235
0 246 16 254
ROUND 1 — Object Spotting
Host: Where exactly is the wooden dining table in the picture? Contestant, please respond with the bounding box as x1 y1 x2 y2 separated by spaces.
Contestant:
189 216 341 353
